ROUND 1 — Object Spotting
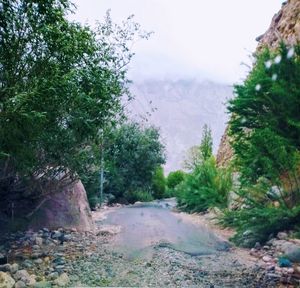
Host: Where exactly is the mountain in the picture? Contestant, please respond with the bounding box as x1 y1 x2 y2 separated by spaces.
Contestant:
128 79 233 173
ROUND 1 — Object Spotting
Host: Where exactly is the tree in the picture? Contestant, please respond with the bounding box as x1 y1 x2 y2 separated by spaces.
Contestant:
167 170 185 190
183 124 212 171
152 166 166 199
0 1 147 200
200 124 213 161
103 122 166 203
228 44 300 206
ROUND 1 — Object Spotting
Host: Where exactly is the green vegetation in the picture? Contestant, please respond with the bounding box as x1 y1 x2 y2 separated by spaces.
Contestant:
220 43 300 246
220 206 300 247
0 0 150 200
152 166 166 199
176 125 232 213
183 124 212 171
84 122 166 205
165 170 186 197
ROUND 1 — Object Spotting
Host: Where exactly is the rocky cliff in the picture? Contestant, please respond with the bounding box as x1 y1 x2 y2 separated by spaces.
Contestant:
216 0 300 167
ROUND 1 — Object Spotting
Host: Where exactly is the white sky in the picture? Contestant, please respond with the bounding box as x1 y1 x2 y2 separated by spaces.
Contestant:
72 0 283 84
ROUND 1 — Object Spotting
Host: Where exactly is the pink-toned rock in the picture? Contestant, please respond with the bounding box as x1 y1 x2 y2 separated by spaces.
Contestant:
28 181 94 232
262 255 273 263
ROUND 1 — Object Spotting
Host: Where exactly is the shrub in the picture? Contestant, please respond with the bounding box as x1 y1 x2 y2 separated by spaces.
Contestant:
220 205 300 247
176 157 232 212
124 190 154 204
167 170 186 189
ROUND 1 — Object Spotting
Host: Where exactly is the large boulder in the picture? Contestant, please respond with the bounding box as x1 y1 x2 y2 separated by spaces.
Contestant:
28 180 94 232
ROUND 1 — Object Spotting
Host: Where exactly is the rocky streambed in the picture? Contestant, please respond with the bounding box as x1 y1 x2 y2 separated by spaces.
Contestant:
0 203 299 287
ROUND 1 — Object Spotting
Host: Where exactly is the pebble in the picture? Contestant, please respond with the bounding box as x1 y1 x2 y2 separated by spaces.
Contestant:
15 280 26 288
53 272 70 287
10 263 18 273
262 255 273 262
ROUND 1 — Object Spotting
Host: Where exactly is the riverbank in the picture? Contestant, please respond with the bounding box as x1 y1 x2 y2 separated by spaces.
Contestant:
0 204 296 287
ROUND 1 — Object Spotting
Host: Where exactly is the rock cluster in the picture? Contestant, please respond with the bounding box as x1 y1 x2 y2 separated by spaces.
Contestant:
249 232 300 286
0 228 89 287
0 223 278 288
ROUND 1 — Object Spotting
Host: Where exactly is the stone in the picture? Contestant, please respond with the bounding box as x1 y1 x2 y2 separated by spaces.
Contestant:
10 263 19 274
14 269 36 286
23 260 33 268
34 259 43 264
0 264 11 272
281 242 300 262
277 232 288 240
15 280 26 288
51 231 63 240
34 281 51 288
53 273 70 287
0 272 15 288
28 180 94 232
48 272 59 280
35 237 43 246
262 255 273 262
278 257 292 267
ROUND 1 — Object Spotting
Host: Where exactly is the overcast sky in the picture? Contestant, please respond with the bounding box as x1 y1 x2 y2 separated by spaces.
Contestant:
72 0 283 84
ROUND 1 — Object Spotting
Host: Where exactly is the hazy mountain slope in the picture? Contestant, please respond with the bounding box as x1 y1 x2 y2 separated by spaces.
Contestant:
128 79 233 173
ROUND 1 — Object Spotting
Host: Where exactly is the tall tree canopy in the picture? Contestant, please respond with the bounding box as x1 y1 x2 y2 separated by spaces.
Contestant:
0 0 147 196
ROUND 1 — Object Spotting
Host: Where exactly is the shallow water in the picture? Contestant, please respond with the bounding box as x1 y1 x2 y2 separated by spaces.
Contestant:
100 200 229 259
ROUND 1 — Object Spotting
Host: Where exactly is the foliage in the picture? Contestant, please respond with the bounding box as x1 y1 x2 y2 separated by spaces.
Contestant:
167 170 186 189
165 170 185 197
176 157 232 212
152 166 166 199
228 43 300 205
183 124 212 171
0 0 149 199
199 124 213 161
103 122 165 203
220 206 300 247
219 44 300 247
124 189 154 204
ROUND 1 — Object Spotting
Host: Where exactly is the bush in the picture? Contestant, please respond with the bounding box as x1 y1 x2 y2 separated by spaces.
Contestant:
152 166 166 199
176 157 232 213
220 205 300 247
124 190 154 204
167 170 186 189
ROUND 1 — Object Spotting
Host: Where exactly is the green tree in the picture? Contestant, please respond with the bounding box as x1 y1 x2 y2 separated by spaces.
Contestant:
200 124 213 161
228 44 300 205
103 122 165 203
183 124 212 171
167 170 185 189
177 125 231 212
152 166 166 199
0 1 147 200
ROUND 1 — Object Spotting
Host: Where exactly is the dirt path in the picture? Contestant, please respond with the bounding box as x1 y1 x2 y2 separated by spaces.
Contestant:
77 202 276 287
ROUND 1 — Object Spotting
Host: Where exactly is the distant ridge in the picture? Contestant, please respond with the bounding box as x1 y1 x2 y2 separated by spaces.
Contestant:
128 79 233 173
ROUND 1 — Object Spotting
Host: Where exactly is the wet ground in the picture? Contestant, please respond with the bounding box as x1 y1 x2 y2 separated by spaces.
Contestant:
99 199 230 259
